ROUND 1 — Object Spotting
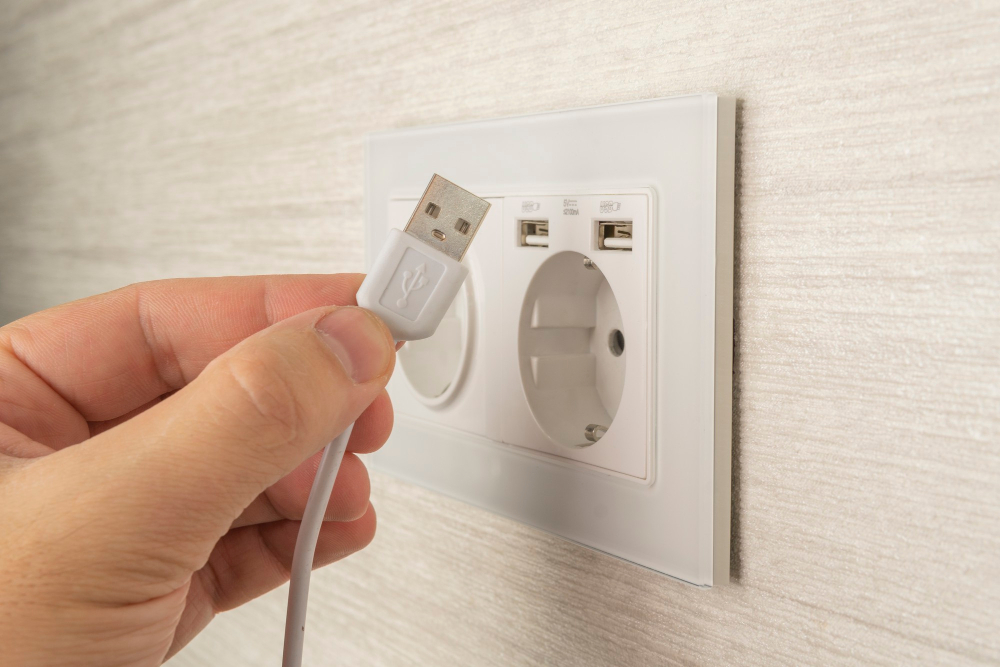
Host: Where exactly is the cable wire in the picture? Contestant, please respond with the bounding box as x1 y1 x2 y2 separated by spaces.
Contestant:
281 425 353 667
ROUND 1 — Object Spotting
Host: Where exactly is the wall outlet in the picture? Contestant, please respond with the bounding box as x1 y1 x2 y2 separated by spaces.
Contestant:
499 193 651 481
366 95 735 587
388 192 651 481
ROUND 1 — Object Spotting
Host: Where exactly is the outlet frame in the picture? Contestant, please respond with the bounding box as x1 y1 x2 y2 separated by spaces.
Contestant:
366 94 735 587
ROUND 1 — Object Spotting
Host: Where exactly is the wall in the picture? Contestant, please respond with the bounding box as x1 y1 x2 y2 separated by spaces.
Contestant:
1 1 998 664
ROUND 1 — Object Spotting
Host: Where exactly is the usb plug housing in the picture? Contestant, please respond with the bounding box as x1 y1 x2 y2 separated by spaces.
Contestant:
356 174 490 341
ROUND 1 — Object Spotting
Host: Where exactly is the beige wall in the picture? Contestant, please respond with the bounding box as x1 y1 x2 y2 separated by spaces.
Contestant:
2 1 998 664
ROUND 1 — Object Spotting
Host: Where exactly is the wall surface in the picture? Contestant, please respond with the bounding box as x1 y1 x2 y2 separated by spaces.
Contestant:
1 1 999 665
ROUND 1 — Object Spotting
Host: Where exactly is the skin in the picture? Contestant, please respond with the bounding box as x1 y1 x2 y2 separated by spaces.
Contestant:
0 274 398 666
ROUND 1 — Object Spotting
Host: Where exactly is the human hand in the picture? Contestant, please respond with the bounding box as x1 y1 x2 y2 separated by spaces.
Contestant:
0 275 396 666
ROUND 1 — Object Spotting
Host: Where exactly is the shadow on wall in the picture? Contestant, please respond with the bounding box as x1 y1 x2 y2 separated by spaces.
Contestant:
730 98 745 583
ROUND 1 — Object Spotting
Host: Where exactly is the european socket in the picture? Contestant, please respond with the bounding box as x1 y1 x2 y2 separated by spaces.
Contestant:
518 251 625 449
367 94 735 586
499 193 651 481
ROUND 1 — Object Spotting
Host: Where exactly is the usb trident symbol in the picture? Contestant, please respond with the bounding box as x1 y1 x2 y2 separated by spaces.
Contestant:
396 263 429 308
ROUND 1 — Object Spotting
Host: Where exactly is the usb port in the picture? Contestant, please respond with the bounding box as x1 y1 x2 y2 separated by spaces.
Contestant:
520 220 549 247
597 221 632 251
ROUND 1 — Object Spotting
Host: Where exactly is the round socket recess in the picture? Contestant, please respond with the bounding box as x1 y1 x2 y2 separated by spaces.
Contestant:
518 251 626 448
398 279 474 407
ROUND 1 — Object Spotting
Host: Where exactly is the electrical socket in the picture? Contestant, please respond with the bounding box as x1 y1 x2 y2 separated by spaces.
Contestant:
367 94 734 586
388 192 651 481
498 193 651 481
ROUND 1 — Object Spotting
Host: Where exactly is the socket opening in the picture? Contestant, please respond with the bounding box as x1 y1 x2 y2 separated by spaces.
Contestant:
609 329 625 356
518 252 625 448
398 279 474 407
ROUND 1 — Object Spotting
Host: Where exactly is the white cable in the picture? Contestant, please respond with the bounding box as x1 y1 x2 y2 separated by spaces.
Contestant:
282 426 352 667
280 174 490 666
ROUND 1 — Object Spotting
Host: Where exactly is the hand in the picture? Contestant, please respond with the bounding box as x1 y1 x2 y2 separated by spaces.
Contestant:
0 275 397 666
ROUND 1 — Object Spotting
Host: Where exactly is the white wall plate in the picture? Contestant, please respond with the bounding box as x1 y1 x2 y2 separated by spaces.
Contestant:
365 94 735 586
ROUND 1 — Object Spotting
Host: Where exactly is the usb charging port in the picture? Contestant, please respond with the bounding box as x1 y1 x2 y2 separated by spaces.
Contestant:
597 221 632 250
520 220 549 247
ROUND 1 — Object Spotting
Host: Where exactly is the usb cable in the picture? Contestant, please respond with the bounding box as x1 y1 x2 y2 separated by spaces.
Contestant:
282 175 491 667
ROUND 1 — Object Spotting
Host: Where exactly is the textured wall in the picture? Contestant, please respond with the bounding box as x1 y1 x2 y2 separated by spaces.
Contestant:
1 1 999 665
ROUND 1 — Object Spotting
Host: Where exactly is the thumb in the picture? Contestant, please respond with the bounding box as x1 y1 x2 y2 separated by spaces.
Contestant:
39 305 394 582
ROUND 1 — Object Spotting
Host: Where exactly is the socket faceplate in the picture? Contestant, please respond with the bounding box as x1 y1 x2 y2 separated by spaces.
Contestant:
366 95 735 586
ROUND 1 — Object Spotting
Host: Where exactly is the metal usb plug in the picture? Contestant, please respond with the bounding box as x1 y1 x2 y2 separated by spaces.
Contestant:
404 174 491 261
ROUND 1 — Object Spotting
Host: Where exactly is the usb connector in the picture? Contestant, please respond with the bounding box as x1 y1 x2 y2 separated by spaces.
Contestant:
404 174 490 262
285 175 489 667
356 174 490 341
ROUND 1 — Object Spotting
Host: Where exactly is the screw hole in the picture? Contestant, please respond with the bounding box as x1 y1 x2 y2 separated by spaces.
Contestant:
609 329 625 357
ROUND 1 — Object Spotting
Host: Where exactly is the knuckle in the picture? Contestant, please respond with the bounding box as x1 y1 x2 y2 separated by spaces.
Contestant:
217 351 307 445
340 456 371 520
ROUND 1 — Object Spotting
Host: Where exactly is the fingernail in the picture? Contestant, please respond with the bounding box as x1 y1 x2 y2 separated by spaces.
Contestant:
315 308 392 383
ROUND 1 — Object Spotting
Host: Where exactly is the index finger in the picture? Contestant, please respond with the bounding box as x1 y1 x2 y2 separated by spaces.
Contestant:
0 274 365 424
